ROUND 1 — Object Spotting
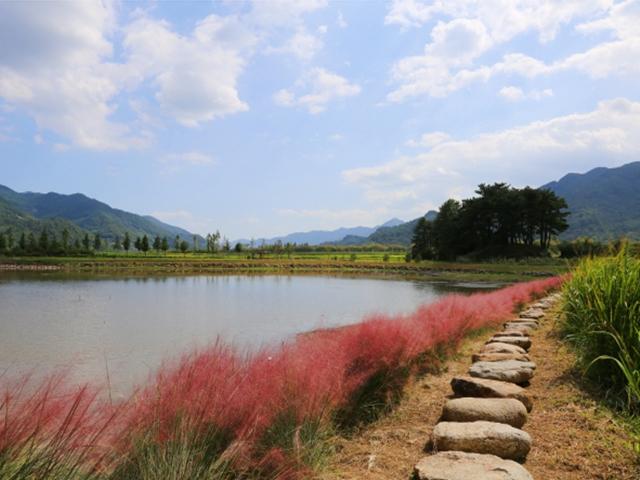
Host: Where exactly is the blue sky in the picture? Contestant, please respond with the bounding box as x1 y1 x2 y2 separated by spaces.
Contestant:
1 0 639 239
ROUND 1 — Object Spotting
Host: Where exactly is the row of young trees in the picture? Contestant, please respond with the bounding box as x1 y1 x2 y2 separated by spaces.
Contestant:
0 229 203 256
0 229 102 255
411 183 569 260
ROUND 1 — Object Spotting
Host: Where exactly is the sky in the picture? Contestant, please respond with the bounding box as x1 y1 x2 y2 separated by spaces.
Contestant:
0 0 639 239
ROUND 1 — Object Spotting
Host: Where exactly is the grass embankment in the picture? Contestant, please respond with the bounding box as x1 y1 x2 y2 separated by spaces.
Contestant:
0 252 568 282
0 277 561 479
560 249 640 452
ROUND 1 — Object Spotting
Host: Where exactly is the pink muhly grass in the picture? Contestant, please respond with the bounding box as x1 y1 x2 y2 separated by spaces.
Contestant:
1 276 562 479
0 372 120 478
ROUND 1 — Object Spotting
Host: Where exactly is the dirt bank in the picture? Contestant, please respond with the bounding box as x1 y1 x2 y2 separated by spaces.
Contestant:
321 304 639 479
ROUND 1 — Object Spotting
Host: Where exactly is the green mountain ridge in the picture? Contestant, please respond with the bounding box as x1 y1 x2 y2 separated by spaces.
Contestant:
0 196 88 240
542 161 640 240
0 185 204 245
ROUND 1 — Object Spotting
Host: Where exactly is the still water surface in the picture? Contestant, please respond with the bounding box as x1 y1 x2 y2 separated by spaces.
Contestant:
0 273 497 394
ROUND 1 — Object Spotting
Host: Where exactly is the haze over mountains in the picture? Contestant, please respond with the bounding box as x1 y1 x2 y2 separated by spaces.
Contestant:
1 162 640 247
233 218 406 246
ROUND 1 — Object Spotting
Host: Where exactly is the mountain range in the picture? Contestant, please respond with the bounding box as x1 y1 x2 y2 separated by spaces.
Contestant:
0 185 203 245
2 161 639 248
233 218 406 246
329 161 640 245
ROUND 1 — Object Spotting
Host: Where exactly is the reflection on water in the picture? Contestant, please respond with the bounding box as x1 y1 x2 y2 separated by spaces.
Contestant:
0 272 497 395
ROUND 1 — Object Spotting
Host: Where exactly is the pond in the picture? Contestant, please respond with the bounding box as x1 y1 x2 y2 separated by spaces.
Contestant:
0 272 499 395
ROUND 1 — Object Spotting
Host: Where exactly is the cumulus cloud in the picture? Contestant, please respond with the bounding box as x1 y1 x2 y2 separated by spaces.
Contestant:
0 1 148 150
344 98 640 208
122 14 252 128
0 0 332 148
385 0 611 41
274 68 360 113
385 0 636 102
265 26 323 61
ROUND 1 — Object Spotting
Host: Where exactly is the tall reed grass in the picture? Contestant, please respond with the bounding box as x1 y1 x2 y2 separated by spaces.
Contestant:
561 249 640 411
1 277 561 479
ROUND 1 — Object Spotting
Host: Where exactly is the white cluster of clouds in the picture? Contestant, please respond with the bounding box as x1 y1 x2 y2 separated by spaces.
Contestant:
344 98 640 209
0 2 138 150
499 86 553 102
0 0 355 151
385 0 639 102
274 68 361 114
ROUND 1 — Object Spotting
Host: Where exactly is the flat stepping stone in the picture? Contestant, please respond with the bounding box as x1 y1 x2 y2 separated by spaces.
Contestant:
531 301 552 309
504 321 538 330
493 330 528 338
432 421 531 460
413 451 533 479
487 336 532 351
441 397 528 428
451 376 533 412
501 325 533 335
469 360 536 385
519 309 544 320
472 352 531 363
481 342 527 355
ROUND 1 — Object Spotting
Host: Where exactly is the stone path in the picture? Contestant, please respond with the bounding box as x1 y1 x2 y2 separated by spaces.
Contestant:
413 292 561 480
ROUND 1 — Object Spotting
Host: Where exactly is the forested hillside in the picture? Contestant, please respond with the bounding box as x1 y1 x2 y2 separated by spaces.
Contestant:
543 162 640 240
0 184 203 245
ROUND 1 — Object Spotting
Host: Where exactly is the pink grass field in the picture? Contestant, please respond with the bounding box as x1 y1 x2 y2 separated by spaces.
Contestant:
1 276 563 478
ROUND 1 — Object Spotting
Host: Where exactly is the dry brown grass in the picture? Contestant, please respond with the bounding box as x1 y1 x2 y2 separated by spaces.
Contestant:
320 305 640 480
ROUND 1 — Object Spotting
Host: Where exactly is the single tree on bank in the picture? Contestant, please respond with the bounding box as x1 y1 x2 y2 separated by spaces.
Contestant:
153 235 161 252
123 232 131 253
141 235 150 255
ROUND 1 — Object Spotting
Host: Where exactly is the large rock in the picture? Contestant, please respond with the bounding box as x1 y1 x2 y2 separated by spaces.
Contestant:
469 360 536 384
451 376 533 412
441 397 528 428
481 342 527 355
432 421 531 460
519 308 544 320
487 336 532 350
472 352 531 363
413 451 533 480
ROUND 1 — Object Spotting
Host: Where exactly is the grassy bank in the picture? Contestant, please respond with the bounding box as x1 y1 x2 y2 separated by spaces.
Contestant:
0 277 561 479
0 253 568 282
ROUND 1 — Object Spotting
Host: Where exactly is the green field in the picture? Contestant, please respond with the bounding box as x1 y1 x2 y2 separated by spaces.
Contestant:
0 250 569 282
